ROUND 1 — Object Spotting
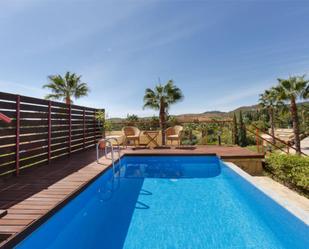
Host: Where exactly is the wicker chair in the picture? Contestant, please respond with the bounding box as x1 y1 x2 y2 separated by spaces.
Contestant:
165 125 183 146
122 126 141 147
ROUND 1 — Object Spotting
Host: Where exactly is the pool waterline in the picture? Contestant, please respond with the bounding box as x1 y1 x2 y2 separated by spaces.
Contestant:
15 155 309 249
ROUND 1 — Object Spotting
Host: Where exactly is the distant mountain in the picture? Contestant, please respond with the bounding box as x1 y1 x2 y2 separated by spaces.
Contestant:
228 104 259 114
175 112 229 122
108 101 308 123
227 101 308 115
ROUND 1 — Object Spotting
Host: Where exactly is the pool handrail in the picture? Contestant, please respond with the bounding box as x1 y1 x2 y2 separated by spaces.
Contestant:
96 137 122 175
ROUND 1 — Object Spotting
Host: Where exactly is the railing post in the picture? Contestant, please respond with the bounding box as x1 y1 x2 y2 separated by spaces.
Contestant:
48 101 51 164
83 108 86 150
15 95 20 175
68 104 71 155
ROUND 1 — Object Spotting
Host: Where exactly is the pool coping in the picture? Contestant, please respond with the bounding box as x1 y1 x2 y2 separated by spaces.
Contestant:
0 152 307 248
224 162 309 226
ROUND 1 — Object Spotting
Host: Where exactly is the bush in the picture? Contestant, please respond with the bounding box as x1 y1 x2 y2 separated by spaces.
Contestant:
265 153 309 196
182 134 198 145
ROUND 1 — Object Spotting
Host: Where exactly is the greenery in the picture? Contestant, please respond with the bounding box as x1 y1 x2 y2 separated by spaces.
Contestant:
259 88 283 144
143 80 183 145
125 114 139 126
43 71 89 104
167 115 180 127
265 153 309 197
273 75 309 154
95 110 112 135
183 123 197 143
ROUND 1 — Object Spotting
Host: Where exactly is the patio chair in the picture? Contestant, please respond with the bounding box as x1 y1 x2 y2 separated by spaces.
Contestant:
122 126 141 147
166 125 183 146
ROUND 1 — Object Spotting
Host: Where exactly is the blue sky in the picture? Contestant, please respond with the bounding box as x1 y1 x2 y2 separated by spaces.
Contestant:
0 0 309 117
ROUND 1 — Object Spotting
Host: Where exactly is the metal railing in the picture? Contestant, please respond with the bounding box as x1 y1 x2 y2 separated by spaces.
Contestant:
96 137 122 175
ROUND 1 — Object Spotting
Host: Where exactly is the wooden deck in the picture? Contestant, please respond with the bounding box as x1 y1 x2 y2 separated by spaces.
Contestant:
124 145 264 158
0 145 263 247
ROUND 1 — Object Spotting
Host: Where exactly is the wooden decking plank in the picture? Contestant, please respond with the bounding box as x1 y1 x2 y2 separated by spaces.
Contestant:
8 209 48 214
0 219 33 226
11 204 54 210
3 214 41 220
0 226 24 233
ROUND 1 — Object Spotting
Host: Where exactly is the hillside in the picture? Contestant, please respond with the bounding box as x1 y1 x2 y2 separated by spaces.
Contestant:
109 101 308 122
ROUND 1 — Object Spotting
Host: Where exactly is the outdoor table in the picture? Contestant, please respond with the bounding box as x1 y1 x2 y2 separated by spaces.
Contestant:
144 131 159 147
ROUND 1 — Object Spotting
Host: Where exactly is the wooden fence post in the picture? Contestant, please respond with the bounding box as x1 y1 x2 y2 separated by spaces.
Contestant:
48 101 51 164
68 104 71 155
15 95 20 175
83 109 86 150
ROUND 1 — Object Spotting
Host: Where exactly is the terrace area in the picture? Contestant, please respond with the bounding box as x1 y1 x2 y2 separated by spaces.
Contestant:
0 90 308 248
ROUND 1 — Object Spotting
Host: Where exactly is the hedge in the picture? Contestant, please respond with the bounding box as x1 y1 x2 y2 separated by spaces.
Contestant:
265 153 309 197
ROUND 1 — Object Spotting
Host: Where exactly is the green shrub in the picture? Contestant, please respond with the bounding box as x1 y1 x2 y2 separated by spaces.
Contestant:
182 134 198 145
265 153 309 195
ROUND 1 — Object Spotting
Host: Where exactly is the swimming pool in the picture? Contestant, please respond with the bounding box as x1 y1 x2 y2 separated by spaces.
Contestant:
15 155 309 249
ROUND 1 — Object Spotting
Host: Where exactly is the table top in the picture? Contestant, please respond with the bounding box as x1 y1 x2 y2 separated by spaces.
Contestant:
144 130 159 134
105 135 122 138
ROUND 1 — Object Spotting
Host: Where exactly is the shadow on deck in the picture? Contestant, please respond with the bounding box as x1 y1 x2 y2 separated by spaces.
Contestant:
0 149 99 211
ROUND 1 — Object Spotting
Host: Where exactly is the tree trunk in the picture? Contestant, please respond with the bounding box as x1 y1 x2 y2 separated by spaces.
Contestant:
269 107 276 144
66 96 71 105
159 101 166 145
290 98 301 154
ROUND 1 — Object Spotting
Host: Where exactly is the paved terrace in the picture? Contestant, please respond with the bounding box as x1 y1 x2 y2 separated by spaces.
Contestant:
0 145 307 248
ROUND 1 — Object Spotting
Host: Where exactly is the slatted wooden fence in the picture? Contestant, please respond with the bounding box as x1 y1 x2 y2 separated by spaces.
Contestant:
0 92 103 176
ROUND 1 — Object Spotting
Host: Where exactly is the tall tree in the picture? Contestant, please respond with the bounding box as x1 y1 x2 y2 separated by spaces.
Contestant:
143 80 183 145
274 75 309 154
238 111 248 147
43 72 89 104
259 88 282 144
232 113 238 145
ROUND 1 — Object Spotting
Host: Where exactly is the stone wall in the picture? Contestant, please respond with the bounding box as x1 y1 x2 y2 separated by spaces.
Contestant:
223 158 263 176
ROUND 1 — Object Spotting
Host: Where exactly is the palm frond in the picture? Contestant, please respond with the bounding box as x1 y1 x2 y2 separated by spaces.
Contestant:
43 72 89 104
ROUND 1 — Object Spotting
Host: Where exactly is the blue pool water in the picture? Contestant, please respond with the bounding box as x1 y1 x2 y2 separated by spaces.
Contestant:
16 156 309 249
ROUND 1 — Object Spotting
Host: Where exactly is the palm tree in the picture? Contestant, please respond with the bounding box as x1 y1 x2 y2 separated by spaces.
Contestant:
43 72 89 104
274 75 309 154
259 88 281 144
143 80 183 145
